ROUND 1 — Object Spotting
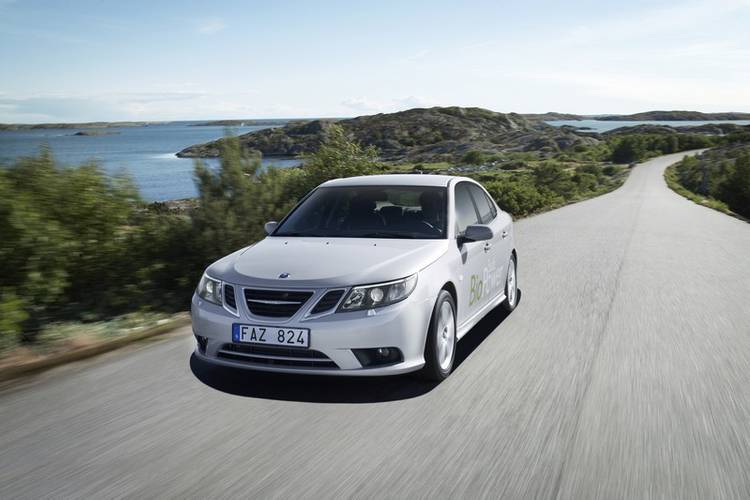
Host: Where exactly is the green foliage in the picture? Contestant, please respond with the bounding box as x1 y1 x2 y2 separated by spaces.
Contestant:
191 137 295 262
478 161 623 217
602 165 618 176
723 154 750 216
0 126 386 348
609 133 716 163
670 150 750 218
461 150 486 165
532 162 576 198
0 149 149 341
0 291 27 351
295 124 384 197
484 179 551 217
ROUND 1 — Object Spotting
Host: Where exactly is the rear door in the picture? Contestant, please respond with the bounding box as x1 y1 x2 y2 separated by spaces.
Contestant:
467 183 511 304
453 182 489 325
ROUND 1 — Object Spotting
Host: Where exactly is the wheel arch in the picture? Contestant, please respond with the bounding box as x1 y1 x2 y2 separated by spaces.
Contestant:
441 281 458 316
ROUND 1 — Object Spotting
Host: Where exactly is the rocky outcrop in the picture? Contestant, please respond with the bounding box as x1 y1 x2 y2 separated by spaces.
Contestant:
604 123 750 136
177 107 600 162
71 130 120 136
596 111 750 121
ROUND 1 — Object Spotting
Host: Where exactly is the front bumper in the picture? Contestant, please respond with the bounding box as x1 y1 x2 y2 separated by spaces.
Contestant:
191 287 434 376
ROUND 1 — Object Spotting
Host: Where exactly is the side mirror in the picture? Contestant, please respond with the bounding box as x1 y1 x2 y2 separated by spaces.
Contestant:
264 221 278 235
460 224 493 243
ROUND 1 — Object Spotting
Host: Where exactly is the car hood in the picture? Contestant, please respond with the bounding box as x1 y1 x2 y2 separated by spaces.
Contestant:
207 237 449 288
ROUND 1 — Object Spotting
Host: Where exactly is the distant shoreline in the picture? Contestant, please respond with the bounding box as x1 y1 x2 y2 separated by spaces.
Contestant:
0 121 164 131
3 110 750 131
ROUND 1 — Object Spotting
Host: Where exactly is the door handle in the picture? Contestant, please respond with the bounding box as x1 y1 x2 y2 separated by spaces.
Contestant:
484 242 492 252
501 230 509 239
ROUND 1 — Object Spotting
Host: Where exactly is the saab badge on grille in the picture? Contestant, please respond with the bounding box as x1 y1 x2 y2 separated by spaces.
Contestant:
279 272 290 279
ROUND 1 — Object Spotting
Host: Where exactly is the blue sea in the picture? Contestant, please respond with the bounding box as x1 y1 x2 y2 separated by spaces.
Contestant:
546 119 750 133
0 121 301 201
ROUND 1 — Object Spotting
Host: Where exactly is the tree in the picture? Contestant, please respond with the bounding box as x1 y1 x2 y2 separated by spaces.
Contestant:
533 162 576 198
295 124 384 197
461 150 485 165
722 154 750 217
611 137 645 163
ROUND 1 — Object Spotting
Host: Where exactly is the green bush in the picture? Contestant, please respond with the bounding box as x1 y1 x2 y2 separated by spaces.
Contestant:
608 133 717 164
461 150 486 165
0 292 27 351
602 165 618 176
484 179 553 217
0 125 386 345
671 151 750 218
721 154 750 216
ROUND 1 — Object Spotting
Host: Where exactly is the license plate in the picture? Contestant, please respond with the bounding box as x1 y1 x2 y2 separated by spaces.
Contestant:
232 324 310 348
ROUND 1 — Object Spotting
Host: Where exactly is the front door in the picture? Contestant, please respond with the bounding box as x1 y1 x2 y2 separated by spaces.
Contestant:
454 182 490 326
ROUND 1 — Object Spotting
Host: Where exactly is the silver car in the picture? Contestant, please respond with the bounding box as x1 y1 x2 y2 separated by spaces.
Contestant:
191 174 518 380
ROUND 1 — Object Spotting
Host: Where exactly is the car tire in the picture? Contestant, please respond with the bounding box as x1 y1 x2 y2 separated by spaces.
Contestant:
419 290 457 381
501 254 518 312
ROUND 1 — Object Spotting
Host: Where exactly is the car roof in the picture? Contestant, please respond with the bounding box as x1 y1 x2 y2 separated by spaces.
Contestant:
321 174 472 188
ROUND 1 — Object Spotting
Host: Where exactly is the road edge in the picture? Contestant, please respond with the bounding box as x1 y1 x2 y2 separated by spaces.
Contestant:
664 162 748 224
0 313 192 383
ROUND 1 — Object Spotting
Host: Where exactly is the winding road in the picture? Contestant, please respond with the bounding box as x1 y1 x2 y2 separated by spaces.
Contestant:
2 152 750 499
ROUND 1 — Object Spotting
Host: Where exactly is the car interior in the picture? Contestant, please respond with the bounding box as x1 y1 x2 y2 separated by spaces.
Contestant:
276 186 448 238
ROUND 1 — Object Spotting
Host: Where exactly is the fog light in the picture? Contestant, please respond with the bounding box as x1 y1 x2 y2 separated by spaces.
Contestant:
352 347 403 367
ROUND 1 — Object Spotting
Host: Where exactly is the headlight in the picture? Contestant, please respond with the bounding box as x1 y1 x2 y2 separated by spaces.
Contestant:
197 274 223 305
339 274 418 312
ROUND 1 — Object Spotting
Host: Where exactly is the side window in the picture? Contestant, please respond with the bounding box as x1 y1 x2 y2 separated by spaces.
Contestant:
486 192 498 219
468 184 495 224
454 183 480 234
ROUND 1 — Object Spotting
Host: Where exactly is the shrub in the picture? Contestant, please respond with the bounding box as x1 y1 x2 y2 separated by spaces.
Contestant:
672 151 750 218
461 150 486 165
721 154 750 216
602 165 618 176
484 178 557 217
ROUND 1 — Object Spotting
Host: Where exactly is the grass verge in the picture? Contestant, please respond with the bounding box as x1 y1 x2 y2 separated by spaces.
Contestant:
664 164 748 223
0 312 191 382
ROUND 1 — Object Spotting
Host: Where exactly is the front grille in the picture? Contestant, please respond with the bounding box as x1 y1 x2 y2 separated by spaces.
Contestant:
310 289 345 314
243 289 313 318
224 284 237 309
218 343 338 369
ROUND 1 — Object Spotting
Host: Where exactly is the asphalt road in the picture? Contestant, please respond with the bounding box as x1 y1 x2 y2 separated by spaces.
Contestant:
2 152 749 499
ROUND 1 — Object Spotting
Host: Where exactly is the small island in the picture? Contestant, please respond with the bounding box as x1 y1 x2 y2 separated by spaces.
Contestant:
189 119 293 127
70 130 121 136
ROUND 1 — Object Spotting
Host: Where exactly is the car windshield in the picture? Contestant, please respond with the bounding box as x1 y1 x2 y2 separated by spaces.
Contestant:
274 185 447 239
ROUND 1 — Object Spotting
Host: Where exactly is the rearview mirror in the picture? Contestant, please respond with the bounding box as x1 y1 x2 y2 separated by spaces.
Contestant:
264 221 278 235
460 224 493 243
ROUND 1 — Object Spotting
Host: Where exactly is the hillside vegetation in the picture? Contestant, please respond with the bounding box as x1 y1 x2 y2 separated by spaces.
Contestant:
177 107 600 161
178 107 745 169
667 140 750 219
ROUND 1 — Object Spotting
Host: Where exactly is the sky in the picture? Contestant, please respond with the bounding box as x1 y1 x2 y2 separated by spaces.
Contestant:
0 0 749 122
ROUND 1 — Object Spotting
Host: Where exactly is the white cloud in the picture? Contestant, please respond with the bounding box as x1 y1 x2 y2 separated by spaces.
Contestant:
396 49 430 64
196 17 225 35
522 70 750 110
563 0 750 44
341 95 436 115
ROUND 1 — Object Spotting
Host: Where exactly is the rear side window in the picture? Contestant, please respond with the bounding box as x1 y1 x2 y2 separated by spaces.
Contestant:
468 184 495 224
454 183 480 234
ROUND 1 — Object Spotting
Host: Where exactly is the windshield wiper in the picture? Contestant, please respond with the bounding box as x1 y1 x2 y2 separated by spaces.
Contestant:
357 231 417 239
273 231 327 237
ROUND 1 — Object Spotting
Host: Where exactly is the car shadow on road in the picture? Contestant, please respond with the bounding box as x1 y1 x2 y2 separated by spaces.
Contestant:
190 290 521 404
